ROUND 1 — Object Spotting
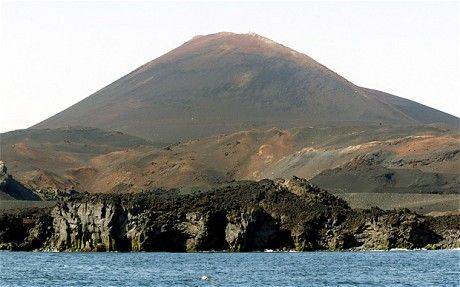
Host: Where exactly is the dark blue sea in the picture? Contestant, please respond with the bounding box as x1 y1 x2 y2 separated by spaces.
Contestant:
1 251 459 286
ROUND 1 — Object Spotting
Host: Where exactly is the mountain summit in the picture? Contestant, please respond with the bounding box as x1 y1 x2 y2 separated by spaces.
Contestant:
33 32 458 141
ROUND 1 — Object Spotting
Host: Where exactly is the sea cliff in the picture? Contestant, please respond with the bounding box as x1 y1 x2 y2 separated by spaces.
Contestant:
1 177 458 251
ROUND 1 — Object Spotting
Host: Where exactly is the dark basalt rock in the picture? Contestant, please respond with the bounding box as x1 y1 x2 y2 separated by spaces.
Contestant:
0 177 458 251
0 208 53 251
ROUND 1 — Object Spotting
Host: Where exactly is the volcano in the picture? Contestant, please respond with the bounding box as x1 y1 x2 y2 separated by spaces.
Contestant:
33 32 458 142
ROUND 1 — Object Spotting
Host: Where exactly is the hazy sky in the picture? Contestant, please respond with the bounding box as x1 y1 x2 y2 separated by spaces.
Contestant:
1 1 458 132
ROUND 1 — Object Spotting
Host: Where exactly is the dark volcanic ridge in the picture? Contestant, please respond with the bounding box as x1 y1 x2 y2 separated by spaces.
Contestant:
32 32 458 142
1 177 458 252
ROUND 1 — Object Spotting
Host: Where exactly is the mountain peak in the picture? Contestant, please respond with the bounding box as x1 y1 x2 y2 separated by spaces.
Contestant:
33 32 459 141
191 32 267 39
164 32 302 67
187 32 279 47
191 31 236 39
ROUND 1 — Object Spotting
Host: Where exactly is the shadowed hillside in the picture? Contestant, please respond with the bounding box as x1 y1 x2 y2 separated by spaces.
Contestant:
0 162 40 201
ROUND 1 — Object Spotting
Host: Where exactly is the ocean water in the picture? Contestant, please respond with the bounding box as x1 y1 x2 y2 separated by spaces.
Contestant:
0 251 459 286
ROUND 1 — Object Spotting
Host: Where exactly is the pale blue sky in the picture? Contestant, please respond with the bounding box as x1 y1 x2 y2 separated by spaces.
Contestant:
1 1 458 132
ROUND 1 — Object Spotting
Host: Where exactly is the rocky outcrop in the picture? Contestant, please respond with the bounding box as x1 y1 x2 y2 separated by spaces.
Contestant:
0 177 458 251
337 208 442 250
0 208 53 250
49 200 129 251
425 215 460 249
0 162 8 190
0 161 41 200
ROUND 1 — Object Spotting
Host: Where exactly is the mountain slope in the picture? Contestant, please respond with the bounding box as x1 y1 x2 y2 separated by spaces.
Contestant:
3 125 458 195
32 32 458 142
0 127 156 193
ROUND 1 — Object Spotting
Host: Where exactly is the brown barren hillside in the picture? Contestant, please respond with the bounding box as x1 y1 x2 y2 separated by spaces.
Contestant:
32 32 458 142
2 125 458 196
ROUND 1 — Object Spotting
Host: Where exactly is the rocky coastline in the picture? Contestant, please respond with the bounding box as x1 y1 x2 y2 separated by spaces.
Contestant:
0 177 458 252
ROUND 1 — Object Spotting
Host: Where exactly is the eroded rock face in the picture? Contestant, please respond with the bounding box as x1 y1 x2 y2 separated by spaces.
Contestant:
225 209 292 251
0 177 458 251
344 209 441 250
50 200 129 251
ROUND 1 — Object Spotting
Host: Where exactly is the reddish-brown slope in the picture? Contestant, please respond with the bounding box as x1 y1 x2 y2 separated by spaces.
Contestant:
33 32 458 142
2 126 458 194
